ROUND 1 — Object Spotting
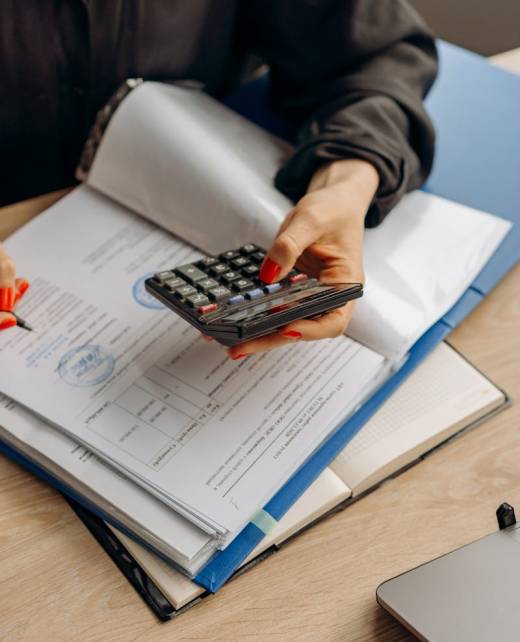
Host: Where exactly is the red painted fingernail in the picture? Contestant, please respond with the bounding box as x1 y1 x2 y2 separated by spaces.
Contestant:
0 288 14 311
0 317 16 331
231 353 248 360
281 330 302 340
260 258 281 284
18 280 30 296
14 280 30 304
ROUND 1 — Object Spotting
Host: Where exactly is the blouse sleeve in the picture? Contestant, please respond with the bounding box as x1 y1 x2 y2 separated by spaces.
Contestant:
239 0 438 226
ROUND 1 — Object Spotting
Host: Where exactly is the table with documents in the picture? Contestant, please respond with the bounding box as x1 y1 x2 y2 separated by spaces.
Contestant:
1 50 519 642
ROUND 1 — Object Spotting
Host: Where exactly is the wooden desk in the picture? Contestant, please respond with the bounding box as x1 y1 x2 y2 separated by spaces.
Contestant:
1 53 519 642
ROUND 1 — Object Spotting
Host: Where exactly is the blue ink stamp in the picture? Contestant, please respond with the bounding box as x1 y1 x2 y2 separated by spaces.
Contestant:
132 273 165 309
58 344 115 387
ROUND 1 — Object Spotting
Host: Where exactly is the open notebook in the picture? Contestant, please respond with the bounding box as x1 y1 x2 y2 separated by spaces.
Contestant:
103 341 506 613
0 82 510 577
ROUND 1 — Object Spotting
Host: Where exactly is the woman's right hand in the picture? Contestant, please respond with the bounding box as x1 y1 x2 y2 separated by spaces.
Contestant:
0 244 29 331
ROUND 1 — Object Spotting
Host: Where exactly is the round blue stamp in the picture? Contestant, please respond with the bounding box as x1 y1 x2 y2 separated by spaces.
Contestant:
132 273 165 310
58 344 115 387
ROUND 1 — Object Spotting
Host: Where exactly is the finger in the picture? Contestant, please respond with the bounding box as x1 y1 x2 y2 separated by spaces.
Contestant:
14 278 30 305
0 311 17 332
319 261 365 286
0 250 16 311
228 332 294 359
200 333 213 342
278 304 355 342
227 303 355 359
260 207 320 283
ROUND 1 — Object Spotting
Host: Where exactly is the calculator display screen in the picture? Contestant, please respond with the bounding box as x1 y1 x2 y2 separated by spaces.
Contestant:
213 283 350 325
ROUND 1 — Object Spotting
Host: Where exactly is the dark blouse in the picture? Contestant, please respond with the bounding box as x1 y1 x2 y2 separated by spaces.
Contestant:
0 0 437 225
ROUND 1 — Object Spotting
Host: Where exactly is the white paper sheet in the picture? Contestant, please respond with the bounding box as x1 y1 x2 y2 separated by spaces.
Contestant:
88 82 292 253
0 187 385 539
348 192 512 360
0 395 215 572
111 467 350 609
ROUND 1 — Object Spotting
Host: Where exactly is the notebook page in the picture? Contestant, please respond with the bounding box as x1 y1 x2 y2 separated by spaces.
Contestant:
0 187 385 539
330 342 505 495
87 82 292 254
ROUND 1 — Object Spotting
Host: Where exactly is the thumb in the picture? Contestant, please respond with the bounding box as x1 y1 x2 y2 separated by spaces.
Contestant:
260 209 318 284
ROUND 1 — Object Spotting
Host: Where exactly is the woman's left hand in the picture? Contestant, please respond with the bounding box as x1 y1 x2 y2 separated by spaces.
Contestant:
227 158 379 359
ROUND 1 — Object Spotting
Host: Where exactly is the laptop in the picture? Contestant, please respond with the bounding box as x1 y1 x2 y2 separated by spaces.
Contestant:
377 518 520 641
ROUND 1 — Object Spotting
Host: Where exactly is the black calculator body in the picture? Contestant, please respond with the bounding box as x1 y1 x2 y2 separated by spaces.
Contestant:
145 244 363 346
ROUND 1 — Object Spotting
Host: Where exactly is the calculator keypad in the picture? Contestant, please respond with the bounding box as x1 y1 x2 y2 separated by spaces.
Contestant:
151 244 312 315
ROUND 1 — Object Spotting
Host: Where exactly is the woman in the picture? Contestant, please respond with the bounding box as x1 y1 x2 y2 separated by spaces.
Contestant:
0 1 437 358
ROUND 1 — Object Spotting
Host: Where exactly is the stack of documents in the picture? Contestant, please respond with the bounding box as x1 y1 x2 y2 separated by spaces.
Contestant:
103 341 506 612
0 82 511 580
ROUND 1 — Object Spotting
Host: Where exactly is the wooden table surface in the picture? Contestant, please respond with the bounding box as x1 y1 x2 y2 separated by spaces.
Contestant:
1 52 519 642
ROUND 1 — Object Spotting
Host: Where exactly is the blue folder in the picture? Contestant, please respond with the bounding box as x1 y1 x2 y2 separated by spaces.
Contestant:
193 41 520 591
1 42 518 593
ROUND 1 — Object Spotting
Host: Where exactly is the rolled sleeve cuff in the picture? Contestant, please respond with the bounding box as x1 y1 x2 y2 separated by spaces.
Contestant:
274 93 426 227
274 136 408 227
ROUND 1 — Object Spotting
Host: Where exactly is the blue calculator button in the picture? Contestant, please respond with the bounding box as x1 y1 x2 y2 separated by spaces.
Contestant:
245 288 265 300
228 294 245 305
264 283 282 294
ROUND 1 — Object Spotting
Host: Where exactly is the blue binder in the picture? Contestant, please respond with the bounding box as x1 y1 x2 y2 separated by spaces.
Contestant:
1 42 518 593
193 41 520 591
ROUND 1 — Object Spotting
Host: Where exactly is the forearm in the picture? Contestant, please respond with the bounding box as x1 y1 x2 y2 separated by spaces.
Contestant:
307 159 380 225
308 159 379 200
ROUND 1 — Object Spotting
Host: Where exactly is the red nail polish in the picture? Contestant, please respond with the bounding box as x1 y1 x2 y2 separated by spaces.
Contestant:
0 317 16 330
18 280 30 296
0 288 14 311
281 330 302 340
231 353 248 360
260 258 281 284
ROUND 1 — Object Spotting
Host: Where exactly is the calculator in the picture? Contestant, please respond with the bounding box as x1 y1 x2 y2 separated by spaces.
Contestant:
144 244 363 346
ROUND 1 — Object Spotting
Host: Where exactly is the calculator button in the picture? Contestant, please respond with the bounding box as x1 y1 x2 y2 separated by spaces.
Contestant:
242 264 259 277
222 271 242 284
251 251 266 262
154 270 175 284
231 256 250 269
197 256 219 269
263 283 282 294
163 277 187 291
197 278 220 292
198 303 218 314
233 278 255 292
175 284 197 298
209 263 228 276
228 294 245 305
245 288 265 300
289 273 308 284
208 286 232 301
186 293 210 308
219 250 240 261
175 264 208 284
240 244 258 255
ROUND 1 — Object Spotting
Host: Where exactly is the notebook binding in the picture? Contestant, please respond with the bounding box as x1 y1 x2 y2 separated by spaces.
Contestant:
75 78 144 181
